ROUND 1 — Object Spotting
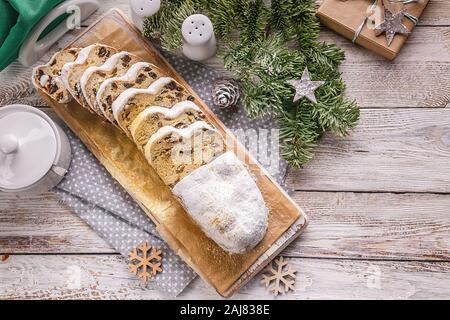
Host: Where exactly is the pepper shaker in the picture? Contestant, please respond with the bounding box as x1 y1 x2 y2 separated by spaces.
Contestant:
129 0 161 31
182 14 217 61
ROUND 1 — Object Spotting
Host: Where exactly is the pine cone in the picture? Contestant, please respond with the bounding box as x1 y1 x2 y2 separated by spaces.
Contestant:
213 79 241 109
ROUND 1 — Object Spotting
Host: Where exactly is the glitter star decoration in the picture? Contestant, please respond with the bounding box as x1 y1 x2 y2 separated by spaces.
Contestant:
376 7 410 47
288 67 325 104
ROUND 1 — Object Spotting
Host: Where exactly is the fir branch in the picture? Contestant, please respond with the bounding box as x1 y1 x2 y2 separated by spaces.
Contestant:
278 108 320 167
143 0 360 167
239 0 269 44
144 0 197 51
207 0 240 41
269 0 294 40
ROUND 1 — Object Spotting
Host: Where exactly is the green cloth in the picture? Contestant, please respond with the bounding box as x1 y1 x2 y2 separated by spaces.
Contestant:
0 0 65 71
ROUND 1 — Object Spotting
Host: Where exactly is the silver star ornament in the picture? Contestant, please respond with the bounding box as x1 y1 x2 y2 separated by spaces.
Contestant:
376 8 410 47
288 67 325 104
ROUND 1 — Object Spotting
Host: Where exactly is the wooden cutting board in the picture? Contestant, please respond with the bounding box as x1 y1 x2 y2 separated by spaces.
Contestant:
37 9 308 297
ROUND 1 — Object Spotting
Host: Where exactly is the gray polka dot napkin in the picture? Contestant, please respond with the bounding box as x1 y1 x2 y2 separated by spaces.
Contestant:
54 52 287 297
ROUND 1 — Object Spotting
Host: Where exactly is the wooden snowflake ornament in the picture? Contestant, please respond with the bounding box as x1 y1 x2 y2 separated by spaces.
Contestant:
128 241 163 284
261 256 297 296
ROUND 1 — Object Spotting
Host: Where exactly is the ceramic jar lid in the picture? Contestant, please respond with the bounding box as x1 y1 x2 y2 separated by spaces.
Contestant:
0 105 71 194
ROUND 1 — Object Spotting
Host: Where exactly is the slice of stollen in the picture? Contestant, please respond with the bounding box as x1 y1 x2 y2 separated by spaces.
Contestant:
96 62 164 124
32 48 80 104
144 121 225 187
130 101 206 151
61 44 118 110
173 151 269 254
80 51 142 115
112 77 195 136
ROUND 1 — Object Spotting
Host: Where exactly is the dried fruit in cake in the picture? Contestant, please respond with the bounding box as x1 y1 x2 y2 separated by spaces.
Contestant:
96 62 164 124
32 48 80 103
80 51 142 115
144 121 226 187
130 101 206 151
112 77 195 136
60 44 118 109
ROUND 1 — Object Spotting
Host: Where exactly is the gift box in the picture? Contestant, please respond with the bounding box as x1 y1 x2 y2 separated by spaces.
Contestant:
317 0 430 60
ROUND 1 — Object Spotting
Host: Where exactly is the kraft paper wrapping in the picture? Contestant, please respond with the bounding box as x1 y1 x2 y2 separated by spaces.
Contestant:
317 0 429 60
40 9 307 296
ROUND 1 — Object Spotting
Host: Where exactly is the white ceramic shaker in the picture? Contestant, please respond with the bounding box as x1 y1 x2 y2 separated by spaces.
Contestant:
0 105 71 195
129 0 161 31
182 14 217 61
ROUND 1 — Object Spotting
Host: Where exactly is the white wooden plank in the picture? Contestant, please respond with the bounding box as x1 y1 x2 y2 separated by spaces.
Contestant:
17 26 449 110
287 108 450 193
286 192 450 261
0 255 448 300
0 193 113 254
3 8 449 110
87 0 450 27
2 191 448 262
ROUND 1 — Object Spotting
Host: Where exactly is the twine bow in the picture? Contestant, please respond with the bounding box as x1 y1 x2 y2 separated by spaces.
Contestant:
352 0 420 44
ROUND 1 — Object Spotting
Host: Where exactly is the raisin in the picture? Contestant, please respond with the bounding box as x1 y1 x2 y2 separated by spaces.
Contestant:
74 83 81 97
50 59 57 67
167 81 177 90
98 47 107 57
98 47 111 58
106 95 113 105
49 83 59 94
97 71 106 78
144 67 152 72
176 165 185 174
136 74 147 84
121 55 131 64
187 96 195 101
111 82 118 89
123 83 133 88
148 72 157 79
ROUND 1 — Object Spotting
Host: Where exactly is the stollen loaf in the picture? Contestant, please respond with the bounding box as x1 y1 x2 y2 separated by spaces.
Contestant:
173 151 269 254
32 44 270 254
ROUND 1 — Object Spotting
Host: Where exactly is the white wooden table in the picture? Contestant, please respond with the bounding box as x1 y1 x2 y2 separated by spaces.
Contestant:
0 0 449 300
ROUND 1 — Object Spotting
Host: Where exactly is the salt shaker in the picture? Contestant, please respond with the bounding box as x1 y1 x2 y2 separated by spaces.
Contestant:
0 105 71 195
182 14 217 61
129 0 161 31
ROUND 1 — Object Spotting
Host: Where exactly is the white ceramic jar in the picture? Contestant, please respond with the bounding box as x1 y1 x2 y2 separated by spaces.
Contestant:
0 105 71 195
